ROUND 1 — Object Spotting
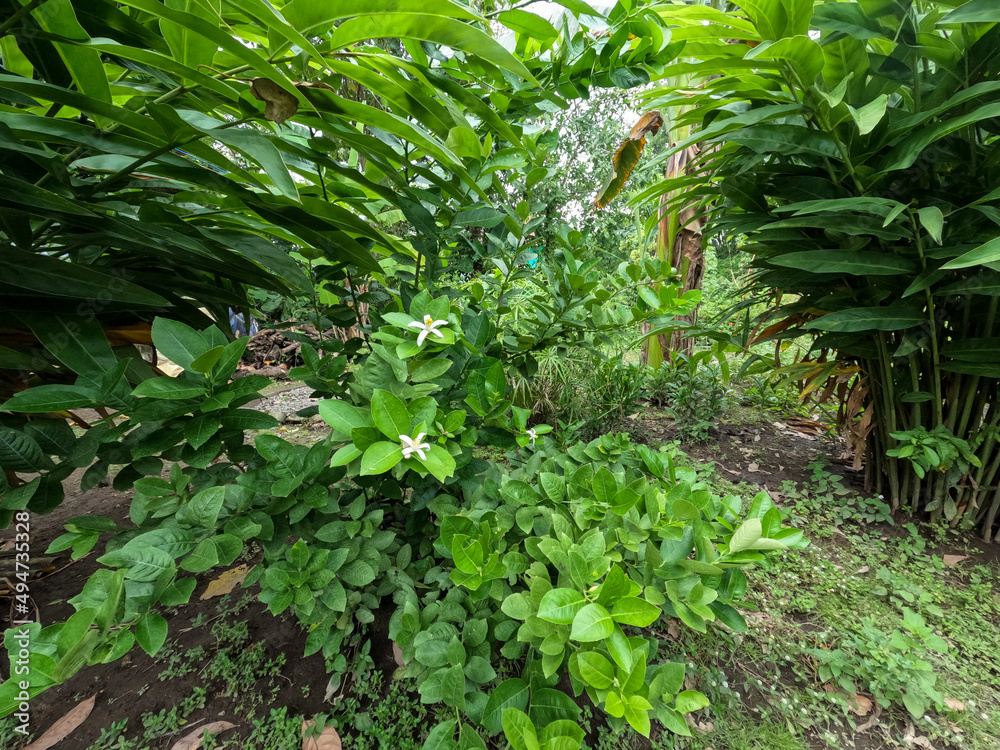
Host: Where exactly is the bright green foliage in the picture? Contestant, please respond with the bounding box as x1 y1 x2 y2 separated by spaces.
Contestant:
640 0 1000 537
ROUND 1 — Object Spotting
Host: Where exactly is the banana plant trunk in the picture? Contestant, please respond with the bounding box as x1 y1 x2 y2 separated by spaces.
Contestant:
642 144 706 368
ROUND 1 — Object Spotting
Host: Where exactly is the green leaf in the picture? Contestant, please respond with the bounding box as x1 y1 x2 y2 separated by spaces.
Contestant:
537 588 587 625
180 537 220 573
0 427 53 472
708 602 748 632
623 694 652 737
464 655 496 684
98 543 175 581
190 345 224 374
218 409 280 430
728 519 763 553
453 207 506 227
131 377 207 400
481 678 529 734
592 467 618 505
0 244 169 306
917 206 945 245
422 719 458 750
771 251 916 275
500 593 532 620
610 597 661 627
24 314 118 376
414 444 456 483
570 603 614 642
657 662 686 697
361 441 404 475
501 708 538 750
847 94 889 135
159 577 197 606
339 559 376 587
941 237 1000 269
319 399 370 435
151 318 208 371
330 14 535 83
371 389 411 440
804 307 925 332
656 705 691 736
135 612 168 656
941 0 1000 24
441 663 466 710
176 486 225 528
675 690 710 714
577 652 615 690
497 9 558 39
411 358 453 383
2 385 96 412
528 688 580 728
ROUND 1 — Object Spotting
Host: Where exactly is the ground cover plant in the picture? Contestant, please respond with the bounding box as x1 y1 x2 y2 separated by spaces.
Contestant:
2 1 1000 750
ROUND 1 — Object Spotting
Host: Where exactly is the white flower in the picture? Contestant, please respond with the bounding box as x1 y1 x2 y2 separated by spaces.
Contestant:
407 314 449 346
526 428 537 445
399 432 430 461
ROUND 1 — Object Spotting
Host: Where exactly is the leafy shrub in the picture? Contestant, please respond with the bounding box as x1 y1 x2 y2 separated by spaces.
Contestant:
318 292 807 746
646 352 728 442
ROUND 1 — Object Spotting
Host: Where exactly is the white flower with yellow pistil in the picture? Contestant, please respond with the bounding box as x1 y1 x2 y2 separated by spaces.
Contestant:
408 314 449 346
526 428 538 446
399 432 431 461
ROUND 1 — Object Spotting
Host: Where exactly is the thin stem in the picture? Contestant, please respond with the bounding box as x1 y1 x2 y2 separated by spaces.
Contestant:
910 211 944 424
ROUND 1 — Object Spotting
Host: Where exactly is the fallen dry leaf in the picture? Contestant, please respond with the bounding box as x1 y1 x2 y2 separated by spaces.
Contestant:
169 722 236 750
944 697 966 711
684 715 715 734
392 643 405 667
855 700 881 733
200 564 250 600
903 720 937 749
856 565 870 574
23 696 96 750
302 719 342 750
847 693 873 716
747 462 759 472
943 554 967 567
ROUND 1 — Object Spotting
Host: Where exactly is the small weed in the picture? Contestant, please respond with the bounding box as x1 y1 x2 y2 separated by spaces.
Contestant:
87 719 131 750
808 609 948 718
0 716 29 750
158 644 206 681
331 668 430 750
245 707 302 750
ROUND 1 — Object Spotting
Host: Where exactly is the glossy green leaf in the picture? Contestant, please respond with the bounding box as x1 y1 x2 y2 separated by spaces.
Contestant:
570 603 614 642
481 678 529 734
538 589 587 624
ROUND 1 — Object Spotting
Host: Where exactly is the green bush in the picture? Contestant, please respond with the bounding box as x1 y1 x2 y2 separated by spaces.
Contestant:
646 352 729 443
